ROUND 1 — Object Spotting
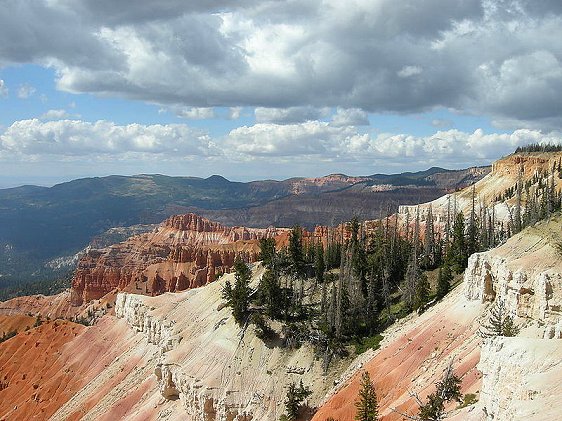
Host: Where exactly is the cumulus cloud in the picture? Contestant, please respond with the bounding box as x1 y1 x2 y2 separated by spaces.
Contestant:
17 83 36 99
255 107 330 124
0 119 218 157
1 1 561 130
1 117 560 176
227 121 368 156
330 108 369 127
226 120 562 168
0 79 7 97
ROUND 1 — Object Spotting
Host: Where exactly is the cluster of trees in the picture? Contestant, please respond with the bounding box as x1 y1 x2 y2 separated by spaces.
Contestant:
514 143 562 153
223 183 531 369
221 153 562 421
223 157 560 347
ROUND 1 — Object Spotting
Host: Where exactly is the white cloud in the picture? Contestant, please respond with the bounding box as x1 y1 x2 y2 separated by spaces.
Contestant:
0 79 7 97
330 108 369 127
226 120 562 168
17 83 36 99
1 117 561 178
0 119 219 157
227 121 366 157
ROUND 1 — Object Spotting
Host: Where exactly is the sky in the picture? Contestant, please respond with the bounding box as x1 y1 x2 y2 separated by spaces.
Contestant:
1 0 562 187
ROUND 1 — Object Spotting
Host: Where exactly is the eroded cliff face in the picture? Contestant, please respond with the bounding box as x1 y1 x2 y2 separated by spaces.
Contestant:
461 216 562 420
463 218 562 336
70 213 288 306
114 266 343 421
477 337 562 421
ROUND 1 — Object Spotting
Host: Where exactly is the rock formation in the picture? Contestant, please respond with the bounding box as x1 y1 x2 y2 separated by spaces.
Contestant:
70 213 288 306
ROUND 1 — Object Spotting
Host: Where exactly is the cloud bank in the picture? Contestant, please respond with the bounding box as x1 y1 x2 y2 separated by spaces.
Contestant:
2 119 559 175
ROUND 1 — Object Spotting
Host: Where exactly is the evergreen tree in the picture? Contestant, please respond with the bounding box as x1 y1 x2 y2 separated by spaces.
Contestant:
315 242 325 285
284 380 312 421
418 364 463 421
422 205 436 269
404 252 419 311
466 185 479 256
481 300 520 337
355 371 379 421
289 225 306 278
259 237 276 268
228 259 252 326
514 165 523 233
447 212 467 273
414 272 430 312
436 264 453 300
257 268 284 319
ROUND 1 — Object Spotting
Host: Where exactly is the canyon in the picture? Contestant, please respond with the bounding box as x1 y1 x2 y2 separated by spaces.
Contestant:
1 152 561 420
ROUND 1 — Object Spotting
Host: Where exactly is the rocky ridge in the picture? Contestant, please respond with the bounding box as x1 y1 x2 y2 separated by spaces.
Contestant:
460 216 562 420
398 152 562 226
70 213 288 306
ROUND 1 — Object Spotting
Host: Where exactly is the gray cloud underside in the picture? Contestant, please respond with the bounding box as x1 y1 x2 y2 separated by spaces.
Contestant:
1 1 561 129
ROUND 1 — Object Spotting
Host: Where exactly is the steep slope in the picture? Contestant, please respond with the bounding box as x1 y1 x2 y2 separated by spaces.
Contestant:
314 215 562 421
312 284 483 421
0 266 349 420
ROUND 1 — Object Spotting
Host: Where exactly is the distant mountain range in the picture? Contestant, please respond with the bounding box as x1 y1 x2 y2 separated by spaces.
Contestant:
0 166 489 288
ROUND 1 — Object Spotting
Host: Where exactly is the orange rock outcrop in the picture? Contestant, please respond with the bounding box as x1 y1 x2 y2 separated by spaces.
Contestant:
70 213 292 306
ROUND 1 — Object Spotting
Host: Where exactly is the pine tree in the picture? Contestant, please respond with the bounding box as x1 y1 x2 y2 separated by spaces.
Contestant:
436 264 453 300
229 259 252 326
418 364 462 421
481 300 520 337
289 225 306 279
315 242 325 285
257 268 284 319
466 185 479 256
414 272 430 312
422 205 435 269
284 380 312 421
404 252 419 311
259 237 276 268
514 165 523 233
355 371 379 421
447 212 467 273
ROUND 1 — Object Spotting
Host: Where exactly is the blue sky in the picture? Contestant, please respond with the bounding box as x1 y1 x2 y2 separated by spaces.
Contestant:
1 1 561 188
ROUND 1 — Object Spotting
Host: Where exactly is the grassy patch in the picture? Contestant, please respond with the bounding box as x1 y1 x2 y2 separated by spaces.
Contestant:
458 393 478 409
353 334 384 354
